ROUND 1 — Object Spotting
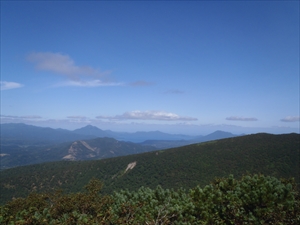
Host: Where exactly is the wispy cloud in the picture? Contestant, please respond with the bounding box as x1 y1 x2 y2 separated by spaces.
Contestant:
67 116 88 119
164 89 184 94
27 52 101 77
27 52 153 88
1 115 42 120
226 116 258 121
0 81 23 90
280 116 300 122
26 52 120 87
129 80 154 87
66 116 92 123
96 110 198 121
58 80 123 87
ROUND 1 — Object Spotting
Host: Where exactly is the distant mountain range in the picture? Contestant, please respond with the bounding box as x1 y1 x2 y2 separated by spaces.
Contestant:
140 130 238 149
1 123 237 144
1 123 198 144
73 125 197 142
0 123 238 169
0 123 95 145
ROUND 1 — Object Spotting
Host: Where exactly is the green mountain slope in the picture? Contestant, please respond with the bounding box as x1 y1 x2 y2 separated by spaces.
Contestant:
1 133 299 205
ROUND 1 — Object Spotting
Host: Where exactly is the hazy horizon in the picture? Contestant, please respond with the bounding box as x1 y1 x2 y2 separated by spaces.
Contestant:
1 121 299 136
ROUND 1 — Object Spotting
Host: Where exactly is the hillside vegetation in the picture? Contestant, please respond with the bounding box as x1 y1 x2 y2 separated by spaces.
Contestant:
0 133 299 205
1 174 299 224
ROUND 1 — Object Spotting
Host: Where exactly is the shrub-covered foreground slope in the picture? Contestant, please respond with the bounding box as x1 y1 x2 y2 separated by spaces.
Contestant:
0 133 299 205
1 174 299 224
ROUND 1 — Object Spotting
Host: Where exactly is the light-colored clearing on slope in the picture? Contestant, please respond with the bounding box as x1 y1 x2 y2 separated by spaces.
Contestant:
80 141 96 151
125 161 137 173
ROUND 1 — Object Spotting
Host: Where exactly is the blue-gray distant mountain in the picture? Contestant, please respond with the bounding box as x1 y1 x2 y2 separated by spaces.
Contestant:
1 123 237 145
1 123 239 151
72 125 196 142
72 125 113 138
141 130 238 149
1 123 95 145
194 130 237 142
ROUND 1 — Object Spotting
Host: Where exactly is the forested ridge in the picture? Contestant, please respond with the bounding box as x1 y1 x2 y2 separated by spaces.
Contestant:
1 133 299 206
0 133 299 223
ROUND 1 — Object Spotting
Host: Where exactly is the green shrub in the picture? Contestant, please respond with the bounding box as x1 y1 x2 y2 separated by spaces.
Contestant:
190 174 299 224
0 174 298 224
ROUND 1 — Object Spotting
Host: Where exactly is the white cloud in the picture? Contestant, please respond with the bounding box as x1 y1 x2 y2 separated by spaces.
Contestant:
281 116 300 122
26 52 120 87
226 116 258 121
59 79 123 87
1 115 42 121
2 115 42 119
0 81 23 90
129 80 154 87
27 52 100 77
67 116 88 119
66 116 92 124
96 110 198 121
26 52 154 88
20 115 42 119
164 89 184 94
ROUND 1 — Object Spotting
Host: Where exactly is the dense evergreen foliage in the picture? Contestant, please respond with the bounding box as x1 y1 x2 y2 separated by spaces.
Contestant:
1 133 299 205
0 174 299 224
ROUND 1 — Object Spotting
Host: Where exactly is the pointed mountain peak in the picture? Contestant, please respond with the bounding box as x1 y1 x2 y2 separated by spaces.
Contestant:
204 130 236 139
73 125 111 137
85 125 102 129
209 130 234 136
74 125 103 131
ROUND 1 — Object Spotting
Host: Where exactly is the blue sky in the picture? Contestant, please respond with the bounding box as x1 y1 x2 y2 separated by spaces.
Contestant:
1 1 299 135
